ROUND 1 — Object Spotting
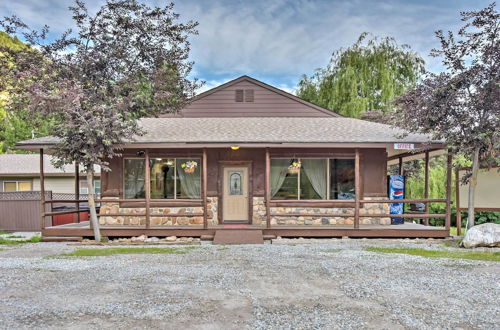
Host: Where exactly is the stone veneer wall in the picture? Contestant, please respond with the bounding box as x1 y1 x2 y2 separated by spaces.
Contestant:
99 196 218 226
99 196 389 226
269 197 390 226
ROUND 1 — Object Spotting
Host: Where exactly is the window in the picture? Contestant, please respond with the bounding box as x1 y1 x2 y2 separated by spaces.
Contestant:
244 89 254 102
330 159 355 200
3 181 32 192
79 180 100 195
235 89 254 102
235 89 244 102
124 159 145 198
124 157 201 199
270 158 355 200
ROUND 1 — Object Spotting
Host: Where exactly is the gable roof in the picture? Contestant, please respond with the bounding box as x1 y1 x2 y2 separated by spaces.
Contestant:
17 117 441 150
161 75 341 118
0 154 100 177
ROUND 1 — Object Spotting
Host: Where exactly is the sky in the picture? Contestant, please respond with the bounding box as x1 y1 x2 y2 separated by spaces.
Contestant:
0 0 492 94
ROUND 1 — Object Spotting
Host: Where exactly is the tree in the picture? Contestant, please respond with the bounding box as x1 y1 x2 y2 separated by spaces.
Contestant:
0 31 53 153
0 0 200 241
393 3 499 229
297 33 425 117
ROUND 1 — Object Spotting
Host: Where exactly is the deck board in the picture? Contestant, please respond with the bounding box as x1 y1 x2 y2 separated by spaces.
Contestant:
42 221 449 239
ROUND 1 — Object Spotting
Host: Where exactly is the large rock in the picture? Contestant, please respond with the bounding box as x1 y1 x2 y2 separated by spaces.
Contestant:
462 223 500 248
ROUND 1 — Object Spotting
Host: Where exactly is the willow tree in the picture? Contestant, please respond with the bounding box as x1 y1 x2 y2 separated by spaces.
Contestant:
0 0 200 241
393 3 499 229
297 33 425 117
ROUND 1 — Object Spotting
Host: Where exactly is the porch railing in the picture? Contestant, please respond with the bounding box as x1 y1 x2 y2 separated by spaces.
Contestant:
37 147 453 233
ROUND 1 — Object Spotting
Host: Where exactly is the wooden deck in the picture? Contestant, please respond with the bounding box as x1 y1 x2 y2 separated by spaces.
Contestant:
42 221 449 239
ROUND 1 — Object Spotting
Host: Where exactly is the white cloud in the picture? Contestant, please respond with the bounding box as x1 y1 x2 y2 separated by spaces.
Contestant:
176 0 491 80
1 0 492 88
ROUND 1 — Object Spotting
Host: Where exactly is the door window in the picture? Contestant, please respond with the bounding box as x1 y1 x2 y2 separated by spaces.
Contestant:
228 171 243 195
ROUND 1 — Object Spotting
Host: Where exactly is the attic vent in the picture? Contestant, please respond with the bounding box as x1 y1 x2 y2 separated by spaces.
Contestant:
245 89 254 102
235 89 244 102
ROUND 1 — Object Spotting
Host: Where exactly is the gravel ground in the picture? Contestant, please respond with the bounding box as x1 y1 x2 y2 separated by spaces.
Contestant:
0 239 498 329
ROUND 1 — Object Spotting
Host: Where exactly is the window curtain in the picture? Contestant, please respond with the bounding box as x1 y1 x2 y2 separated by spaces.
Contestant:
124 159 145 198
271 159 291 197
176 159 201 199
302 159 327 199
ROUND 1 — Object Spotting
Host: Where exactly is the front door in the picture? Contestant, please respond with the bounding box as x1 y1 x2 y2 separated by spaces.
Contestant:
223 166 249 222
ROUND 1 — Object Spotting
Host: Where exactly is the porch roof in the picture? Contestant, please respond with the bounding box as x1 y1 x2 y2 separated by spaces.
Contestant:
17 117 442 150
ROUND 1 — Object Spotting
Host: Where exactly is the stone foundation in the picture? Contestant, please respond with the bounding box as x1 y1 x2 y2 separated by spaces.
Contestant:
270 197 390 226
252 197 266 226
99 196 389 226
99 197 219 226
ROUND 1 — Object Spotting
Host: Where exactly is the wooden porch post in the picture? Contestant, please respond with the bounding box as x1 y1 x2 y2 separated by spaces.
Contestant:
445 150 453 234
398 157 404 176
75 162 80 223
265 147 271 229
145 149 151 229
455 168 462 236
354 148 360 229
202 148 208 229
39 149 46 230
423 151 430 226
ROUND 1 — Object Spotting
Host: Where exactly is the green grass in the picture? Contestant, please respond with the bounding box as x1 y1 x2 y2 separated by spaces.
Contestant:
442 239 462 248
0 230 12 235
365 247 500 262
59 246 199 257
0 236 41 245
6 235 24 239
321 248 341 253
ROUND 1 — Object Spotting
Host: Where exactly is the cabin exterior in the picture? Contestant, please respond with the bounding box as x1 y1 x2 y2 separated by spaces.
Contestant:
17 76 452 240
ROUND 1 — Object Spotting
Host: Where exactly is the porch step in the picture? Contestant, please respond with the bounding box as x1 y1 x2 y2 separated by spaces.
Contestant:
42 236 83 242
263 234 276 241
213 230 264 245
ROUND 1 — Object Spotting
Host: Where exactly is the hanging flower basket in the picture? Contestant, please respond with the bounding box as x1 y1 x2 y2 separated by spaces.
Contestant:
181 160 198 173
288 161 301 174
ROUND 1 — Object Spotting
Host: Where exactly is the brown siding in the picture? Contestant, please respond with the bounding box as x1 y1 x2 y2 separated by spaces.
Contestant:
103 148 387 199
168 80 335 118
361 149 388 197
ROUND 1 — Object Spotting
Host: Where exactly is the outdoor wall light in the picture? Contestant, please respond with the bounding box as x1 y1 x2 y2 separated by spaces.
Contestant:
230 146 240 150
136 150 145 156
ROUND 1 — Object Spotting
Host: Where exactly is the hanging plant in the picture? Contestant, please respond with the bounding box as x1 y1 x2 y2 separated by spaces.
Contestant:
181 160 198 173
288 160 301 174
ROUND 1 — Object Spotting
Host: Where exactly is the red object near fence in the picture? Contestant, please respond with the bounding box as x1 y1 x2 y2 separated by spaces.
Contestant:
52 211 89 226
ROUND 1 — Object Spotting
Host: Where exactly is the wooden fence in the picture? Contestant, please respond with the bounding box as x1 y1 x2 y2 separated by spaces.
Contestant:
0 192 52 231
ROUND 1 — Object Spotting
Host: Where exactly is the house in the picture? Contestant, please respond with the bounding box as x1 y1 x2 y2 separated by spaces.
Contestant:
0 154 101 231
455 166 500 235
16 76 452 241
0 154 100 195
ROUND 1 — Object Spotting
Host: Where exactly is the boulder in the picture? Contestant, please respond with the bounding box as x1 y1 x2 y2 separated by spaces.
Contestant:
462 223 500 248
144 237 160 243
131 234 147 243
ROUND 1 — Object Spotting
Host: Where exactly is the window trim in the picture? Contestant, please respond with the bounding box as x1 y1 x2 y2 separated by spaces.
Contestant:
3 180 32 192
270 157 356 201
122 157 202 200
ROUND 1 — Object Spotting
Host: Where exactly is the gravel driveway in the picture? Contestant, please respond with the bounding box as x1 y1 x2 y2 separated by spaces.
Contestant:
0 239 498 329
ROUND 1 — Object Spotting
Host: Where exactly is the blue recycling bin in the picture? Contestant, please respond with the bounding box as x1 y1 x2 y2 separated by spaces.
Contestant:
388 175 405 225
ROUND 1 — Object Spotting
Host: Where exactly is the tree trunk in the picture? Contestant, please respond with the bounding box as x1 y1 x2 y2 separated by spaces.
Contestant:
86 169 101 242
467 147 480 229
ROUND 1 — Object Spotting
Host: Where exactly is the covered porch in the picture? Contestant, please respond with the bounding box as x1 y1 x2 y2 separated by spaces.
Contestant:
36 143 453 241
